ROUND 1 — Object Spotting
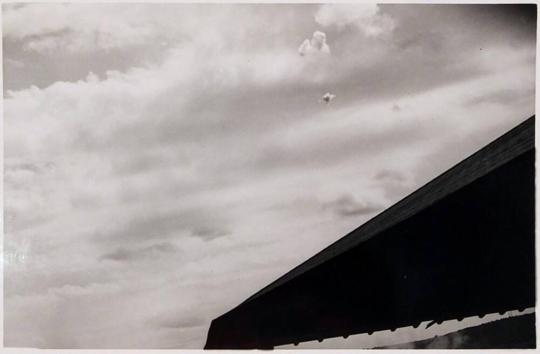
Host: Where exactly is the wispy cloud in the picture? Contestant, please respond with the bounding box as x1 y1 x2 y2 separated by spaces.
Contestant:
191 227 230 241
323 195 382 218
100 242 180 262
149 313 206 329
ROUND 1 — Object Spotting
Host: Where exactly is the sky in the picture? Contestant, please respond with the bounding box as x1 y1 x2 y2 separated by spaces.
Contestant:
3 3 536 349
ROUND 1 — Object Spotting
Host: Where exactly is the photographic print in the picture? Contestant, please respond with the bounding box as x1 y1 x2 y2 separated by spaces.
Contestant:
3 3 536 349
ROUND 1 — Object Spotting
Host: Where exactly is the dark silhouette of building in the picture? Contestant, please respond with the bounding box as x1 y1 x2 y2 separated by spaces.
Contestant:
205 116 535 349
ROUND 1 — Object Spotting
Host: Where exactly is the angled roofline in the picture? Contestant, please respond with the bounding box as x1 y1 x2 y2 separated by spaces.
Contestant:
237 116 535 306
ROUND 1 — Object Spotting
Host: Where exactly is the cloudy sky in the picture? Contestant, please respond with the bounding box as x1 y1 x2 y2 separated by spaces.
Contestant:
3 3 536 349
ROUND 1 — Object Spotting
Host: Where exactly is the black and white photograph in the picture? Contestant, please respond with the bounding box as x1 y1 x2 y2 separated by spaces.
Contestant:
2 2 537 350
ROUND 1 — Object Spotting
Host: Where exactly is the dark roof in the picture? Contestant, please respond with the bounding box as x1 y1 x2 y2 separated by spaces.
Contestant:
206 115 535 349
243 116 535 304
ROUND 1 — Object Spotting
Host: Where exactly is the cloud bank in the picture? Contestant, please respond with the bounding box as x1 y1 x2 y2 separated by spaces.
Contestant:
3 3 535 349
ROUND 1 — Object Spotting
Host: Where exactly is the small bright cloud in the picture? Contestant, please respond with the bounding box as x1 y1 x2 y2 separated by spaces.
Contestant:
315 4 395 37
298 30 331 56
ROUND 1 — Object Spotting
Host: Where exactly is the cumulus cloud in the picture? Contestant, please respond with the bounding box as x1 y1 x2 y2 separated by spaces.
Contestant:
315 4 395 37
4 4 296 55
4 159 63 234
298 30 331 56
